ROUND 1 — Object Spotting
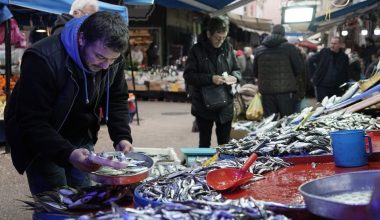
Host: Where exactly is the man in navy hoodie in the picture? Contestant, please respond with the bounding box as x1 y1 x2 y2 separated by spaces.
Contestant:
5 12 132 195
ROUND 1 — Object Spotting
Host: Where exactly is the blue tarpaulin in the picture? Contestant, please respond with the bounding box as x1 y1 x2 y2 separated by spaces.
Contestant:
0 0 128 22
308 0 380 32
154 0 236 12
0 4 12 23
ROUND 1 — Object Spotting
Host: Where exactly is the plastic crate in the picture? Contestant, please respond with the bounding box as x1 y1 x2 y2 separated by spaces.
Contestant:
181 147 216 166
134 147 181 165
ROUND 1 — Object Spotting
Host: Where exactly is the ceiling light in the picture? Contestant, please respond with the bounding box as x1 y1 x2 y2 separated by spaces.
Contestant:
361 29 368 36
341 30 348 36
374 26 380 35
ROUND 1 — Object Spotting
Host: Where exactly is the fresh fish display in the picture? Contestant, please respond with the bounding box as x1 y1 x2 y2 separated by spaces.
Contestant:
21 185 133 213
220 112 380 157
77 198 289 220
89 151 147 170
146 163 187 181
136 157 290 203
90 152 150 176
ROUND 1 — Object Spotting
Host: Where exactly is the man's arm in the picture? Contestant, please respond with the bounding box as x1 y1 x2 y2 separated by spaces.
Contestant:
106 59 133 149
307 51 321 80
15 53 76 167
289 45 305 77
183 45 213 87
229 47 242 82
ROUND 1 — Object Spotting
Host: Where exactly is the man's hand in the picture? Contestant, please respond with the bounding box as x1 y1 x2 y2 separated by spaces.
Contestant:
69 148 101 172
115 140 133 153
212 75 225 85
224 75 237 85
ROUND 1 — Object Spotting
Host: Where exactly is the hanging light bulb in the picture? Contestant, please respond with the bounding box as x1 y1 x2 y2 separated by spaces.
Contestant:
341 30 348 36
361 29 368 36
374 26 380 35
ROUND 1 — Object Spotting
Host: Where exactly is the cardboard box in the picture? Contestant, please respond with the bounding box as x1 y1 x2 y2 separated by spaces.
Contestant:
127 80 147 91
230 128 249 140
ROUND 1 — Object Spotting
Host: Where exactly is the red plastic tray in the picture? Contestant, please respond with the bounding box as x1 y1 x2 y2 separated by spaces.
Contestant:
223 153 380 205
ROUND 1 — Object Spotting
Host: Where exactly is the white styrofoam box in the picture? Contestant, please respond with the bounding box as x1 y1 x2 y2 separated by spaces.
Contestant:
134 147 182 165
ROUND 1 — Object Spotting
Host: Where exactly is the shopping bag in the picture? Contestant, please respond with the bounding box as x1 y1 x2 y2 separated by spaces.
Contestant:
246 93 263 121
201 85 228 110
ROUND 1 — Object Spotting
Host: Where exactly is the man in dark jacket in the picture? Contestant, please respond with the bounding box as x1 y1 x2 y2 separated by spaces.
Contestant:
253 24 304 117
184 16 241 148
308 37 349 102
51 0 98 35
5 12 132 195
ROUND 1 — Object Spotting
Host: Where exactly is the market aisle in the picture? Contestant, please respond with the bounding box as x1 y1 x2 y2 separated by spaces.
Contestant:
0 101 217 220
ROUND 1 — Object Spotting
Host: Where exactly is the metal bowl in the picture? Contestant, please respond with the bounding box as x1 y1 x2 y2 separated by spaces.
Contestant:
89 152 154 185
299 170 380 220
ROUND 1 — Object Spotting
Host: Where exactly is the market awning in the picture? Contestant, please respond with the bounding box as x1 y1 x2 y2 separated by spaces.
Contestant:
227 12 272 33
155 0 235 11
308 0 380 32
0 0 129 22
153 0 254 15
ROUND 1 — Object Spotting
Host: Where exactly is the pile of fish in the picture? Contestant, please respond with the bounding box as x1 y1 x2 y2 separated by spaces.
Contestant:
136 157 290 203
90 152 151 176
134 151 187 181
221 112 380 157
22 185 133 213
147 163 187 181
78 198 289 220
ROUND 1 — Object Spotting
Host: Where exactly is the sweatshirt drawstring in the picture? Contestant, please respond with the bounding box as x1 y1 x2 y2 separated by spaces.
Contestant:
82 69 90 104
105 69 110 123
82 68 110 123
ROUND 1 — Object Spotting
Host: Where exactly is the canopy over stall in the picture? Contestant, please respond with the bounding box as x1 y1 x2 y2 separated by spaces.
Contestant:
227 12 272 33
308 0 380 33
153 0 255 16
0 0 129 21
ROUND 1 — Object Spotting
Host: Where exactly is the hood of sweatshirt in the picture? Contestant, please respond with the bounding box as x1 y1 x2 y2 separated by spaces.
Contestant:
262 34 288 48
60 16 91 74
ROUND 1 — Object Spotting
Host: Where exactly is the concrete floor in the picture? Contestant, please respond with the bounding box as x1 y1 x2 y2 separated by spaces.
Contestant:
0 101 218 220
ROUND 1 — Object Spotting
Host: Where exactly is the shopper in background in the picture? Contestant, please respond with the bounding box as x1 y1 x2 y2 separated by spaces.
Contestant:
51 0 99 35
253 24 304 118
361 37 378 73
131 44 144 65
237 46 255 85
348 51 362 81
5 12 133 195
365 52 380 79
184 16 241 148
308 37 349 102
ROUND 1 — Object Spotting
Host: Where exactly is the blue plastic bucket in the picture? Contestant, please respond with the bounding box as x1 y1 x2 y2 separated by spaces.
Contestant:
133 184 162 208
330 129 372 167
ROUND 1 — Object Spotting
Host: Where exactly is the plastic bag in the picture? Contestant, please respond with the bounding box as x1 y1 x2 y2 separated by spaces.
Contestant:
246 93 263 121
233 93 246 122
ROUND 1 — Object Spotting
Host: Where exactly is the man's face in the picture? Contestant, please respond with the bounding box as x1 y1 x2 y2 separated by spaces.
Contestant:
73 4 97 18
207 31 228 48
80 39 120 72
329 38 341 53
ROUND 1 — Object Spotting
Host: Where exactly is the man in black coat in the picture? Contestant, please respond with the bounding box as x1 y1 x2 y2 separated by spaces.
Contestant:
51 0 98 35
184 16 241 148
253 24 304 117
308 37 349 102
5 12 132 195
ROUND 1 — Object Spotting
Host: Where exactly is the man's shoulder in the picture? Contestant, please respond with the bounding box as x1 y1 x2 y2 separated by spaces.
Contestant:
27 35 65 58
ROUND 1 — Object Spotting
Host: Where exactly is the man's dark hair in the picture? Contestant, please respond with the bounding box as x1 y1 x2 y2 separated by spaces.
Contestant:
207 16 229 35
80 11 129 53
